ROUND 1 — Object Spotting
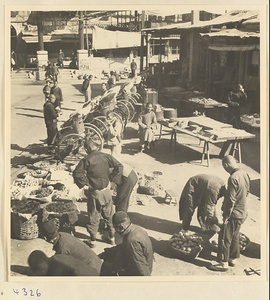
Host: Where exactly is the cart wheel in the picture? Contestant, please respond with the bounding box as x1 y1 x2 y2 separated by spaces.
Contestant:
132 93 142 102
84 124 104 151
91 116 110 138
57 134 86 164
117 100 135 122
113 107 128 126
127 95 138 105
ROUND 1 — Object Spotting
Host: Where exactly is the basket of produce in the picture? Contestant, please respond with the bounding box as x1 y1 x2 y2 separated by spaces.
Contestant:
169 232 204 260
42 201 79 233
11 199 41 240
239 232 250 252
11 176 40 200
28 186 54 202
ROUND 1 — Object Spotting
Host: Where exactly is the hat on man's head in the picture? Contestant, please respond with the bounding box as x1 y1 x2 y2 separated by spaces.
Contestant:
112 211 129 225
41 220 58 241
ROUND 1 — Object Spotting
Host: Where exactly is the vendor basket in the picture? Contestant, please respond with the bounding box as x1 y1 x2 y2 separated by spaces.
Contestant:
169 233 203 261
11 213 39 240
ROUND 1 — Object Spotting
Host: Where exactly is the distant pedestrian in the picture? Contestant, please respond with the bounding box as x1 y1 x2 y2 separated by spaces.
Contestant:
45 62 53 81
51 81 63 108
130 59 137 78
11 50 17 71
58 49 64 68
226 84 248 128
43 94 59 153
82 75 92 102
101 83 108 95
51 62 59 83
108 71 116 89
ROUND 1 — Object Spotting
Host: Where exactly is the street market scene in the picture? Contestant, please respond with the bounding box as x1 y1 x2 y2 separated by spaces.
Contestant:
8 9 264 278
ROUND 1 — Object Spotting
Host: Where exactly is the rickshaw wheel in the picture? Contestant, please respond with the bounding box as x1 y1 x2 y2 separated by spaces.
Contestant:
57 134 86 164
84 124 104 151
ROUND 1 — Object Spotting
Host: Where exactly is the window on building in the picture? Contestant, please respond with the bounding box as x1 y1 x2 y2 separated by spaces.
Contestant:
247 50 259 77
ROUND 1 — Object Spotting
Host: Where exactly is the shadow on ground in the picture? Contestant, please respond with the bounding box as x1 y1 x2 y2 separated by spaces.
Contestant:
250 179 260 198
129 212 199 236
11 265 34 276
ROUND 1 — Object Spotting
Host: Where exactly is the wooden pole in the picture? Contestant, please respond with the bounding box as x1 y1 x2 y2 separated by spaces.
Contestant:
37 12 44 51
79 11 84 50
146 33 150 68
159 35 162 84
140 10 145 72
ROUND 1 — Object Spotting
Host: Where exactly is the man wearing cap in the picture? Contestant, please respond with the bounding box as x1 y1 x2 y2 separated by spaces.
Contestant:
43 80 52 100
210 155 250 272
82 75 92 102
40 220 103 274
43 94 59 153
100 211 153 276
73 139 123 247
179 174 226 232
28 250 99 276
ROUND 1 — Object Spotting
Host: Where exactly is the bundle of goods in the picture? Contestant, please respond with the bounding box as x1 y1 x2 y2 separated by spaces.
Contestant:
169 232 204 260
240 114 260 127
42 201 80 234
137 172 164 196
188 97 223 106
11 199 41 240
239 232 250 252
11 176 40 200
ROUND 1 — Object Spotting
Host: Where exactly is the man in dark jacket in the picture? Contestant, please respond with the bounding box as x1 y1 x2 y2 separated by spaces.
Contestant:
227 83 248 128
73 139 123 247
43 94 58 153
100 211 153 276
51 81 63 109
28 250 99 276
210 155 250 272
41 219 103 274
179 174 226 232
130 59 137 78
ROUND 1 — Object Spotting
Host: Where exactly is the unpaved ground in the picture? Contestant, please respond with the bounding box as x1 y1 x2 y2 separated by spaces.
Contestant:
9 69 262 278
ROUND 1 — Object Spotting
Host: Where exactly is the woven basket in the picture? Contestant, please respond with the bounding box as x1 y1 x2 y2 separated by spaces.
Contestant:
11 213 39 240
169 233 203 261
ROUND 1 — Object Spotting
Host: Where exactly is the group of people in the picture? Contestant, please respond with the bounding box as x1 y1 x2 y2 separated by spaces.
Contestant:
42 79 63 153
179 155 250 272
28 153 249 276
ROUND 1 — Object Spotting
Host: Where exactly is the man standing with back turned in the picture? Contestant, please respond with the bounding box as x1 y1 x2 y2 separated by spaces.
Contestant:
210 155 250 271
73 139 123 248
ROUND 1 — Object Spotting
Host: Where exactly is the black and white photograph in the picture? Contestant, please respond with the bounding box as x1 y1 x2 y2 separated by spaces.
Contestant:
1 2 269 299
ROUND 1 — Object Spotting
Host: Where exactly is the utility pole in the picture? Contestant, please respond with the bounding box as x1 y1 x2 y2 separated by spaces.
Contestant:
37 11 44 51
140 10 145 72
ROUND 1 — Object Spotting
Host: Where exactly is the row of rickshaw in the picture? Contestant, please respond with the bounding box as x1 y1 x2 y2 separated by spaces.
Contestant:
56 78 143 164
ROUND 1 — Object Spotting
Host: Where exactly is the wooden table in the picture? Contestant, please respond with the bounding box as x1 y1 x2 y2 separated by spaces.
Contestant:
158 117 255 167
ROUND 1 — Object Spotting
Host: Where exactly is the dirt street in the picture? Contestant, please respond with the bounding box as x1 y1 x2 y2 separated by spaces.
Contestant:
9 69 262 278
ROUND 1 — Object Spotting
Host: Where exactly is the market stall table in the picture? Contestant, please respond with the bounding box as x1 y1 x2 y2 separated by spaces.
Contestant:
158 116 255 167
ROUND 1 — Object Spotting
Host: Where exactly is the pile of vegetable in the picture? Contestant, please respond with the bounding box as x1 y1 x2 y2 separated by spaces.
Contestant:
13 177 39 188
11 199 40 214
30 187 53 198
45 202 75 213
169 232 203 256
24 169 48 178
